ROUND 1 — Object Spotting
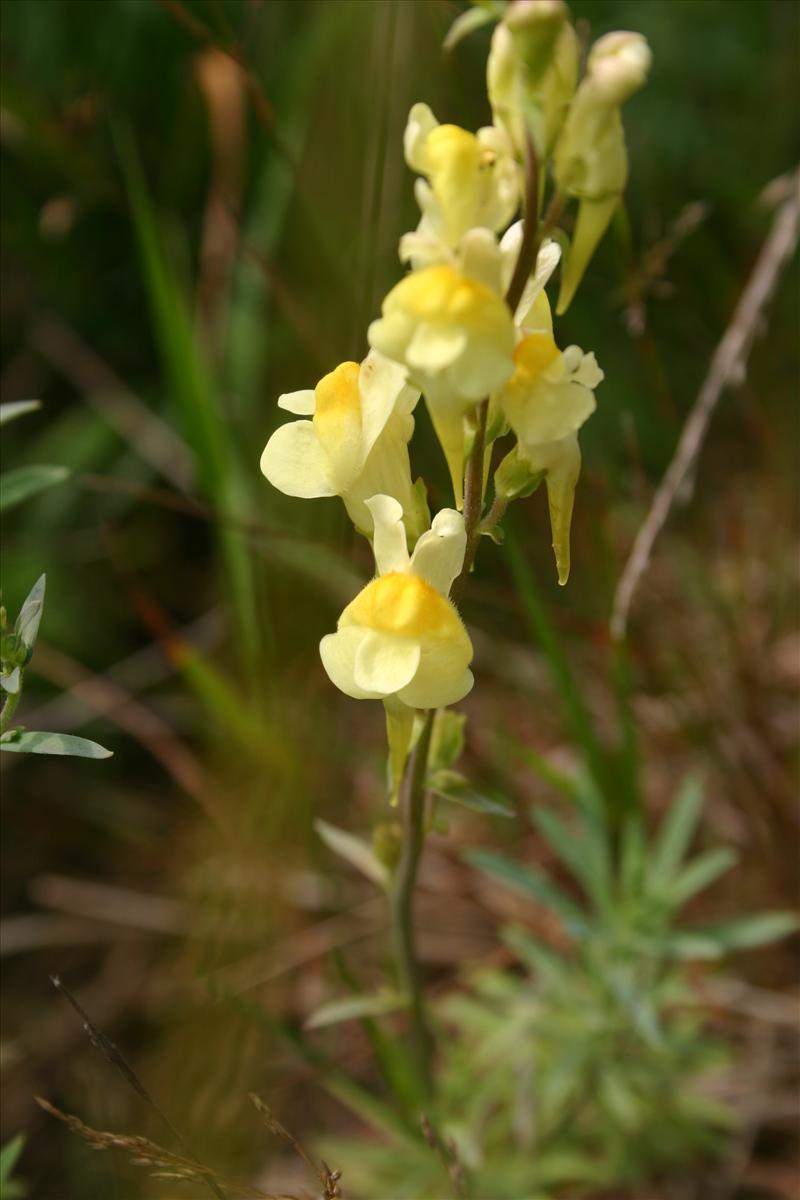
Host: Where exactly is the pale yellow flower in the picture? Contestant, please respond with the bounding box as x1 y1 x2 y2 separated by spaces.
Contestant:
368 238 516 506
320 495 473 711
259 351 428 542
400 102 519 267
495 332 603 584
554 31 651 312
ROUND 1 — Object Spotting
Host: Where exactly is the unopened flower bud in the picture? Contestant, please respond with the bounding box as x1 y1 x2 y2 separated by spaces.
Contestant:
553 29 651 312
505 0 567 85
587 31 652 105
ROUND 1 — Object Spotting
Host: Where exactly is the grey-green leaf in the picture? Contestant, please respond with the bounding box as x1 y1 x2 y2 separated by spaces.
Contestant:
15 574 46 651
433 787 515 818
532 806 611 911
668 847 738 906
0 399 41 425
1 668 21 695
0 731 112 758
315 819 389 889
690 911 799 951
1 465 70 512
465 848 590 935
651 774 704 884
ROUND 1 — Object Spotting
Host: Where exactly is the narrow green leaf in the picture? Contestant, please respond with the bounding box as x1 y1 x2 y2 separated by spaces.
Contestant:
465 848 590 935
443 5 494 52
515 744 582 800
315 819 389 889
0 399 40 425
432 787 515 818
0 465 69 512
15 574 46 652
665 931 726 960
532 806 611 911
619 815 646 899
305 991 408 1031
651 774 705 884
668 847 738 906
502 925 568 984
0 731 112 759
690 912 799 951
113 122 265 676
0 1133 25 1189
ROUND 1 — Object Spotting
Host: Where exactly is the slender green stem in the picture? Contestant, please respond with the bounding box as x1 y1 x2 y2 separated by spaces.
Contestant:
450 399 490 604
391 708 435 1098
389 132 546 1107
0 689 20 735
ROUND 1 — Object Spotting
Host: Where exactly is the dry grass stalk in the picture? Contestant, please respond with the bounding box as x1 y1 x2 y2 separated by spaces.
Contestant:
36 1098 291 1199
611 167 800 640
250 1094 343 1200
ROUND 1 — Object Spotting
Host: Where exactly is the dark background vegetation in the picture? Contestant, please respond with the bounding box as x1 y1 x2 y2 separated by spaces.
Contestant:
1 1 798 1196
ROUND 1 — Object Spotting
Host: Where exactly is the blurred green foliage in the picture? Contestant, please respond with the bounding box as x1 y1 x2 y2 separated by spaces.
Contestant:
1 2 798 1197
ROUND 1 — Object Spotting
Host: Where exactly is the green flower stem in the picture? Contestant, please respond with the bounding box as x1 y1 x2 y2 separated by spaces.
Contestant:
451 400 491 605
389 133 545 1106
391 707 435 1099
0 689 20 735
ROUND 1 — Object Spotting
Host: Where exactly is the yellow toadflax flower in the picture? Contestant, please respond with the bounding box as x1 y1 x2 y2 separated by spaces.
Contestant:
259 351 428 542
368 232 516 507
400 102 519 267
320 495 473 713
495 331 603 584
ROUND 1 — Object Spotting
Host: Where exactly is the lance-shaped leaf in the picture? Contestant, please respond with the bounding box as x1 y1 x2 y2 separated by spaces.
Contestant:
305 990 408 1031
15 574 46 653
315 819 389 889
0 731 112 759
0 399 41 425
0 465 69 512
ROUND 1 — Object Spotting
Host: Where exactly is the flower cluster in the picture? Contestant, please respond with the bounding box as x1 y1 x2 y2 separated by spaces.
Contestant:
261 1 649 746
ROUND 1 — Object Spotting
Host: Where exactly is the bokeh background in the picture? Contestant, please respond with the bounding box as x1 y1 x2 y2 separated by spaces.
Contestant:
1 1 798 1197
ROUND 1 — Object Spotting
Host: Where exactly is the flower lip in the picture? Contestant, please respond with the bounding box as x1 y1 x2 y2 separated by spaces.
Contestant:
343 572 459 640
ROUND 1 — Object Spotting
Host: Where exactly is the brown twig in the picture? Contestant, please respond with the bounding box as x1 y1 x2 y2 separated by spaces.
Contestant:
610 168 800 641
250 1094 343 1199
504 134 541 317
157 0 277 134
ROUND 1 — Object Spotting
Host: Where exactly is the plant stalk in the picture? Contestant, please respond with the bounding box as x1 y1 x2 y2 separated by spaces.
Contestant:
391 708 435 1098
389 132 545 1106
0 689 20 735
